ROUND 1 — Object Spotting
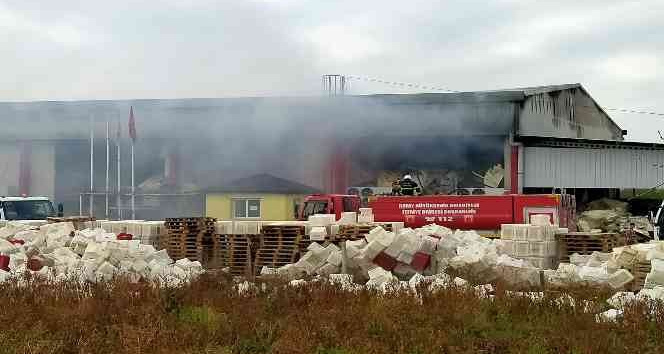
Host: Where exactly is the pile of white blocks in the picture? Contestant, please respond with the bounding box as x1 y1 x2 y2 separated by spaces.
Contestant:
500 218 559 269
97 220 164 247
0 221 203 286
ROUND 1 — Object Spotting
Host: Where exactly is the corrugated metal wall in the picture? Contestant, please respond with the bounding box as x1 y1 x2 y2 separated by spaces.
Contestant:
524 146 664 188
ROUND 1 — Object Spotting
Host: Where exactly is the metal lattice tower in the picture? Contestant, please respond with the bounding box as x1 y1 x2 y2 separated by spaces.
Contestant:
322 75 347 96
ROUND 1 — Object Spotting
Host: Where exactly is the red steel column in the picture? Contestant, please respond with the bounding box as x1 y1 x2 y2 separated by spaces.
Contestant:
19 141 32 196
510 145 519 194
324 142 351 194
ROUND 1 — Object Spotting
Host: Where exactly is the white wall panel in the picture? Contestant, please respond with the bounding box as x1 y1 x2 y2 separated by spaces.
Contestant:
524 146 664 188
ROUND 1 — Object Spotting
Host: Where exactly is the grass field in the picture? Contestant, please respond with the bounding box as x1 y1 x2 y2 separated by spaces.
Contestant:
1 273 663 354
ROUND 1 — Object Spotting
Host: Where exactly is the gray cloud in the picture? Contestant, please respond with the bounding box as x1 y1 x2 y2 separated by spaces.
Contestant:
1 0 662 141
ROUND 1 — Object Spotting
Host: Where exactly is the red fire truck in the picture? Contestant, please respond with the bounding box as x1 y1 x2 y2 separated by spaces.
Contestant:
299 194 576 235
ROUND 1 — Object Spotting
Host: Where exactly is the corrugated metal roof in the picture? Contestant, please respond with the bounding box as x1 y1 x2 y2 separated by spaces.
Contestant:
206 173 321 194
518 135 664 150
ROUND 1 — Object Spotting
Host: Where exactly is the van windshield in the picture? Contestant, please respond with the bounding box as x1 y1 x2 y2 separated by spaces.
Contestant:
2 200 55 220
302 201 328 219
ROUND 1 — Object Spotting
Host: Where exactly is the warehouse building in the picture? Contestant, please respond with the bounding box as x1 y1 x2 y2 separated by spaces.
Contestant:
0 83 660 218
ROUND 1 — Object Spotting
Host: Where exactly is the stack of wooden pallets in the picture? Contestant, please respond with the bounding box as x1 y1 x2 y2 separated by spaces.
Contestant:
556 232 623 263
254 225 304 275
163 217 216 263
226 234 253 276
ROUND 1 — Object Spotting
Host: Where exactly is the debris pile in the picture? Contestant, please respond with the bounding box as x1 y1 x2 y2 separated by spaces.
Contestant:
577 198 651 234
261 219 664 294
265 223 547 290
0 221 204 286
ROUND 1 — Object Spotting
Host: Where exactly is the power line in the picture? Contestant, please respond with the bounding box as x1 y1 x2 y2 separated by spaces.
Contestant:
346 75 664 117
345 75 461 93
602 107 664 117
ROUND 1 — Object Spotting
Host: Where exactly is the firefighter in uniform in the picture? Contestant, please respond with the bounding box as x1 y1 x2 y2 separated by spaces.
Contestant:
399 175 421 196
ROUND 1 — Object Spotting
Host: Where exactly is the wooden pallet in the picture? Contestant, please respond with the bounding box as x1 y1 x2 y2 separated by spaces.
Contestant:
557 233 623 263
627 261 652 292
253 246 299 274
225 235 253 276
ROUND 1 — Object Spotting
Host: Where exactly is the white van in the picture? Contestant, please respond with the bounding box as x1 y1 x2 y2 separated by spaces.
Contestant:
0 196 56 221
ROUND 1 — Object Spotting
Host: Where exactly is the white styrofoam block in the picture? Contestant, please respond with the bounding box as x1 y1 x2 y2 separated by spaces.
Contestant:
515 241 529 257
390 222 405 234
607 292 636 309
376 231 396 248
529 242 547 257
530 214 552 226
359 208 373 216
597 309 622 322
338 212 357 225
233 221 261 235
514 225 529 240
396 251 414 264
365 226 386 243
527 257 556 269
544 226 557 241
96 261 117 281
308 215 331 227
527 226 545 242
569 253 591 266
309 226 327 241
362 240 385 261
326 251 343 267
345 244 362 259
384 234 407 258
357 215 374 223
417 236 438 255
608 269 634 289
307 242 324 251
500 240 515 255
500 224 515 240
215 221 233 234
545 241 558 257
325 243 340 253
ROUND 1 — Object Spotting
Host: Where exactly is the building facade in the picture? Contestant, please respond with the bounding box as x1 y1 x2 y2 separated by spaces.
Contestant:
0 83 656 218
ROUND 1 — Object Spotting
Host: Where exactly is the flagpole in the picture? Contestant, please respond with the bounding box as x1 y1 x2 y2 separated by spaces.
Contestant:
131 141 135 220
105 121 110 219
117 120 122 220
128 106 137 220
89 118 94 217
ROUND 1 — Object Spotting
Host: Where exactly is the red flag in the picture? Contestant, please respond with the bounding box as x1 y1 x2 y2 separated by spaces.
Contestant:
128 106 137 142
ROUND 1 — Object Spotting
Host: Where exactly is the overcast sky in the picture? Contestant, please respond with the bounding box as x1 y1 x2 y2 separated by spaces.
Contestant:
1 0 662 142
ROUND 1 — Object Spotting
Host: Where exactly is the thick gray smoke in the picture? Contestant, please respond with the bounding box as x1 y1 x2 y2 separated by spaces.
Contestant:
0 93 515 218
0 93 514 183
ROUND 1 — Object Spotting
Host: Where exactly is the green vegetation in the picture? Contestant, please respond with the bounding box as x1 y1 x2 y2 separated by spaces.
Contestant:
0 274 662 353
